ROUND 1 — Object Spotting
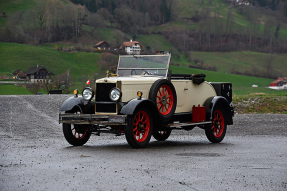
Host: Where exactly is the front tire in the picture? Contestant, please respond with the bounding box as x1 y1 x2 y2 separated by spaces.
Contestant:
125 107 153 148
63 109 91 146
205 107 227 143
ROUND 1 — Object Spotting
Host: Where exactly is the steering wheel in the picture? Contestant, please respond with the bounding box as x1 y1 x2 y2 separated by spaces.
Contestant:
131 69 150 75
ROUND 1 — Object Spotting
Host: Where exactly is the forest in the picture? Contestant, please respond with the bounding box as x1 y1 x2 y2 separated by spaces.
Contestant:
1 0 287 53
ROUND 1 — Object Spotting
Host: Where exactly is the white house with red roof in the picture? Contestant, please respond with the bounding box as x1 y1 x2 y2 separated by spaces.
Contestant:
119 40 142 55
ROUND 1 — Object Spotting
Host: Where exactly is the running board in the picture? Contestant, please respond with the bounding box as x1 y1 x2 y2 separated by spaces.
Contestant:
168 121 212 129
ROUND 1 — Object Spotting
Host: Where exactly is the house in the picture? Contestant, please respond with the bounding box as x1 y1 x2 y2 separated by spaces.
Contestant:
25 65 54 83
93 41 110 50
119 40 142 55
270 77 287 87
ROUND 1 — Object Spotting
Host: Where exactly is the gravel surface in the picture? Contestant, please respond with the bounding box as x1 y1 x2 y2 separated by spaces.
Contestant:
0 95 287 191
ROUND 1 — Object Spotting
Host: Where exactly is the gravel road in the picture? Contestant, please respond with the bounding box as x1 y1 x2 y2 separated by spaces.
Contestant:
0 95 286 191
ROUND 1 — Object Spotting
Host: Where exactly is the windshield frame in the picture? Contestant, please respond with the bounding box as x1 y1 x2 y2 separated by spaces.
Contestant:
116 54 171 78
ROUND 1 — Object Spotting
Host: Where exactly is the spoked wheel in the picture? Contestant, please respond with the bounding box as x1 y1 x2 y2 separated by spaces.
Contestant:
125 107 153 148
149 79 177 123
63 109 91 146
153 129 171 141
205 107 227 143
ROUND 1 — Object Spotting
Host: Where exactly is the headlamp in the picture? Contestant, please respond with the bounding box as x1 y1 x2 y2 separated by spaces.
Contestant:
82 87 94 101
109 88 122 101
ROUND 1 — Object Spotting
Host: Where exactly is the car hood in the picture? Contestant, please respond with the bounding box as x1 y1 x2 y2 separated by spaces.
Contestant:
96 76 164 84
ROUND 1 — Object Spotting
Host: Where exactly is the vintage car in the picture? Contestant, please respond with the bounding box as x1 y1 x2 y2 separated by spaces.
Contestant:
59 54 234 148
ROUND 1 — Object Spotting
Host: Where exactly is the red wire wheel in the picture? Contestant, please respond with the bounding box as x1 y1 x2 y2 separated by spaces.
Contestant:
205 108 227 143
212 110 225 138
125 108 153 148
133 111 151 142
156 85 174 115
149 79 177 123
63 109 91 146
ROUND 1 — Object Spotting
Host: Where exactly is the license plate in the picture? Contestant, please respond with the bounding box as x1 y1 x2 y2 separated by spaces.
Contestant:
108 115 126 123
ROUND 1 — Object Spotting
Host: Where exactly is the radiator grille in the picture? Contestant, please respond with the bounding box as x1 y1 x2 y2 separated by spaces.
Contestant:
96 83 116 101
96 83 117 113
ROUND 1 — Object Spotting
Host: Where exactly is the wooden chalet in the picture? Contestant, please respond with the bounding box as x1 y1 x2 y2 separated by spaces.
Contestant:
25 65 54 83
93 41 110 50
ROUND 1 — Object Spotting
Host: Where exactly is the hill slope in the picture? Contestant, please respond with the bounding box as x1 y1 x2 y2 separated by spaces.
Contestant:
0 42 101 81
1 42 287 97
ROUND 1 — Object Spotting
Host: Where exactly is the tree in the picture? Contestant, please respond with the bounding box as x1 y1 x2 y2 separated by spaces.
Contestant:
98 52 118 71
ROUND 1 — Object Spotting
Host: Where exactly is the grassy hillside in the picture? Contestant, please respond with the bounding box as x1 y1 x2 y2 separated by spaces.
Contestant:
1 42 286 97
0 42 102 81
0 0 36 25
186 51 287 77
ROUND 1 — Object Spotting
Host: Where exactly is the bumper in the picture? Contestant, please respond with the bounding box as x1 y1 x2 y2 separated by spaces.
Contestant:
59 113 127 125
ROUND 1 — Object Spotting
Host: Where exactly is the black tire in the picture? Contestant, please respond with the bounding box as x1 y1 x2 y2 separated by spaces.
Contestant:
153 129 171 141
63 109 91 146
205 107 227 143
125 107 153 148
149 79 177 123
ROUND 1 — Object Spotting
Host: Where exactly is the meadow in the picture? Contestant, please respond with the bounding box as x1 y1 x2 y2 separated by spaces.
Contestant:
1 42 286 97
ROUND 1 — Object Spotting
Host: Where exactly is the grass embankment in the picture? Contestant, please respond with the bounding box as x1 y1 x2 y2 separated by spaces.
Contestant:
0 84 32 95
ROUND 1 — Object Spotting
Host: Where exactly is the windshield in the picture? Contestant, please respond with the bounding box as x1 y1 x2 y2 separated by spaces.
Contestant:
117 54 170 77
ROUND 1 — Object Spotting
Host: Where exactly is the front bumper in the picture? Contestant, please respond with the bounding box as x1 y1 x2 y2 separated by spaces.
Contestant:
59 113 127 125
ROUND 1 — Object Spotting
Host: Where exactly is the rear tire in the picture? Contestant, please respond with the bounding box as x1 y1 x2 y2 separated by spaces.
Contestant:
205 107 227 143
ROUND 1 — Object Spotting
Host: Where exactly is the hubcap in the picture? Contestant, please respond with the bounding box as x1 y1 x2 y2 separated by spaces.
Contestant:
161 96 167 105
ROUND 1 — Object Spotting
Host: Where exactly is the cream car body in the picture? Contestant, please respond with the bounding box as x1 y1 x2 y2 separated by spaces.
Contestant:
59 54 234 148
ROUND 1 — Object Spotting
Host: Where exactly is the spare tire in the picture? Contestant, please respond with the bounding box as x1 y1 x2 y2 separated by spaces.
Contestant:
149 79 177 123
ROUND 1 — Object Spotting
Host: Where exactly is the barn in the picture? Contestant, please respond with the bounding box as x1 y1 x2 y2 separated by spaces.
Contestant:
93 41 110 50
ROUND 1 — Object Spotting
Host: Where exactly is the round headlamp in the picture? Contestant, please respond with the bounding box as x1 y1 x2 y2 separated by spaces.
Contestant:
82 87 94 101
109 88 122 101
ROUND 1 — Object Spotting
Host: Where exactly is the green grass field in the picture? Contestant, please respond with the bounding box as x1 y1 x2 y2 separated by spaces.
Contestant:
0 42 102 81
0 84 32 95
189 51 287 76
1 42 286 97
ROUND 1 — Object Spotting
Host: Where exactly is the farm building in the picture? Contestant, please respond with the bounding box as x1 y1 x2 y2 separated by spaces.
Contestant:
26 65 54 83
93 41 110 50
270 77 287 87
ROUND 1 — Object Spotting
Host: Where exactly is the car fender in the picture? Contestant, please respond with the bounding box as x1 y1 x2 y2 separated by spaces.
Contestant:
60 96 84 112
60 96 96 114
204 96 233 125
120 98 158 117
